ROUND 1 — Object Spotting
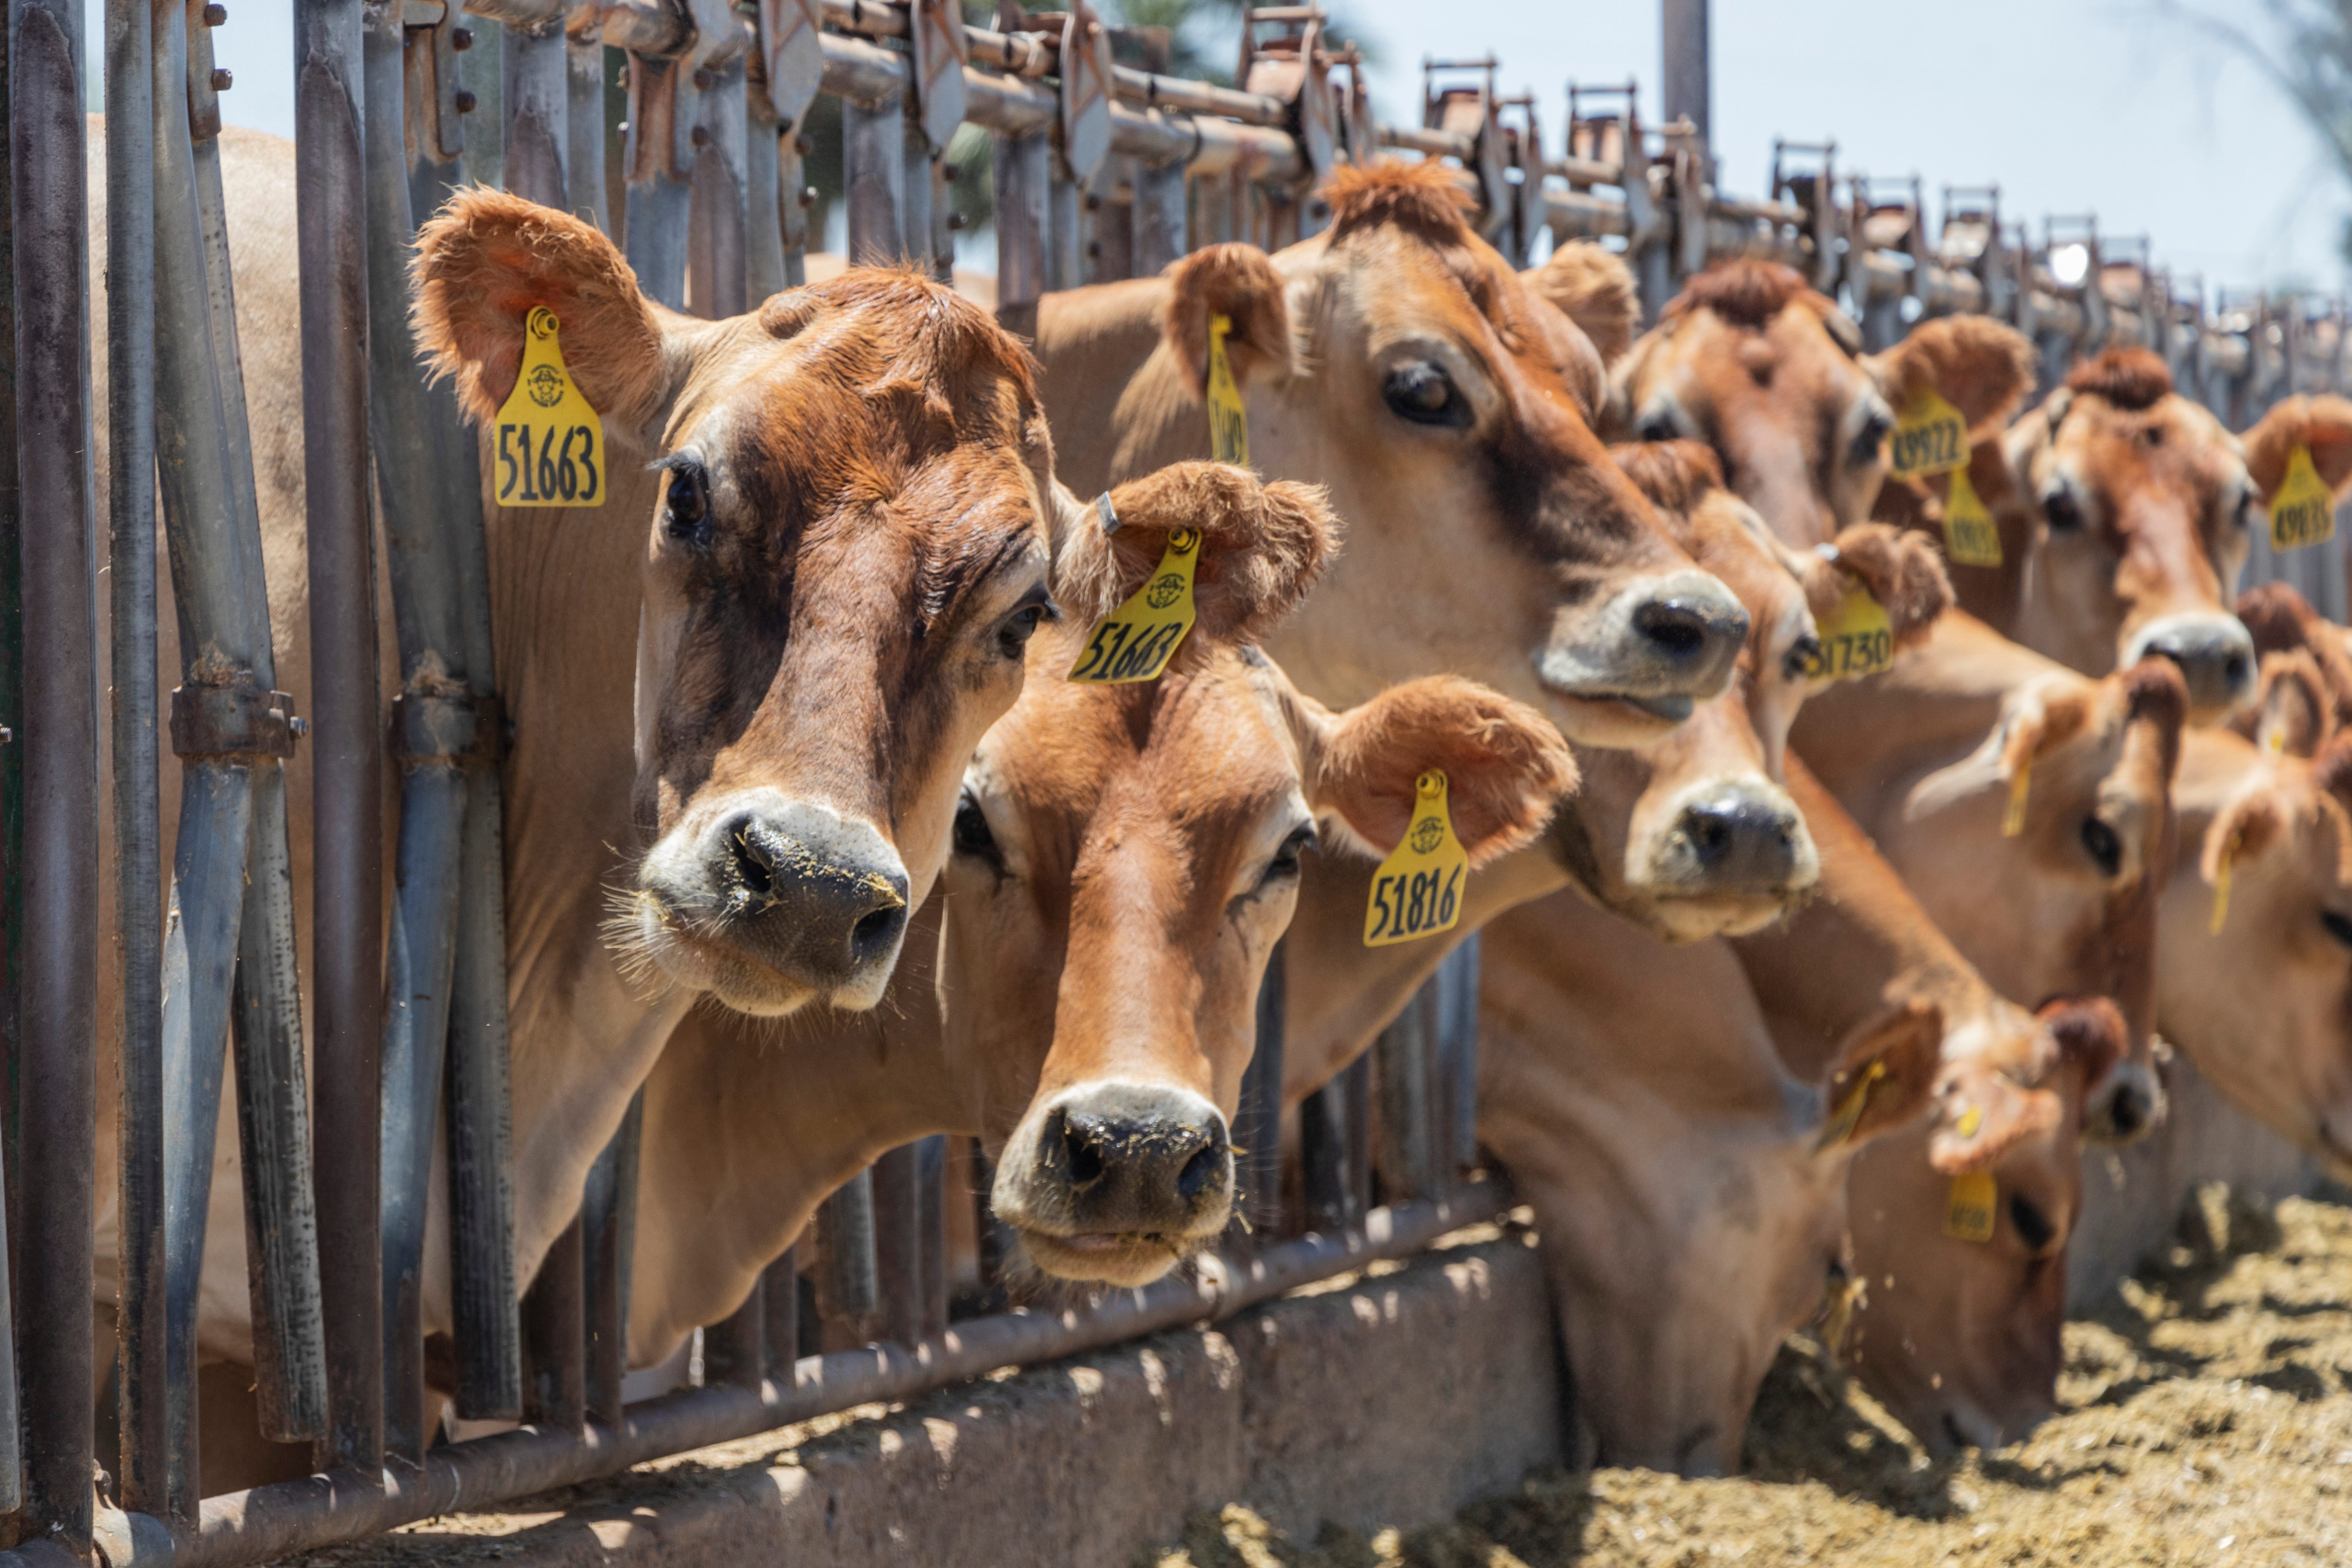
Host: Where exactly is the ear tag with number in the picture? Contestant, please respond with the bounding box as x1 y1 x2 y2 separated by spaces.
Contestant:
1206 312 1250 467
1944 1170 1997 1243
1363 769 1469 947
1805 583 1895 684
1814 1058 1887 1153
1067 527 1199 685
2002 759 2032 838
2269 443 2336 552
1941 465 2003 567
493 305 605 508
1889 388 1969 479
2210 851 2234 935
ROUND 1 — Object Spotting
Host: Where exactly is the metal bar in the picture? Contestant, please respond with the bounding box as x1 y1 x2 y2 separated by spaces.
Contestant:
1046 169 1080 293
519 1218 586 1431
1297 1076 1352 1234
701 1277 763 1391
686 56 748 317
992 128 1046 335
459 19 503 190
1434 935 1481 1176
745 86 784 299
869 1142 924 1347
1235 938 1286 1239
582 1091 642 1428
1662 0 1709 150
1131 156 1183 277
0 0 20 1514
761 1248 800 1377
503 16 568 206
1373 982 1434 1205
916 1135 947 1341
779 126 808 287
106 0 163 1514
622 52 691 308
898 107 932 278
564 14 605 229
842 92 905 262
818 1167 878 1327
445 756 520 1422
158 1184 1513 1568
9 0 96 1536
297 0 387 1477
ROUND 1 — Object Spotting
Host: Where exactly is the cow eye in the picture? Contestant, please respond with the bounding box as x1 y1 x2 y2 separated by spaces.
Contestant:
2323 909 2352 950
1851 405 1894 466
2232 485 2258 531
2008 1192 2058 1253
1265 824 1317 882
663 460 710 543
2080 816 2122 877
952 790 1002 868
1383 362 1468 428
1634 406 1680 443
996 597 1057 660
2042 486 2083 532
1784 633 1822 683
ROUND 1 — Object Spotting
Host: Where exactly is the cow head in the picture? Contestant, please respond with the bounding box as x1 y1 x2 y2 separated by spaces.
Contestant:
1845 998 2126 1454
955 466 1575 1287
1138 165 1749 749
2160 663 2352 1168
1553 443 1948 940
416 194 1073 1018
1600 258 2034 548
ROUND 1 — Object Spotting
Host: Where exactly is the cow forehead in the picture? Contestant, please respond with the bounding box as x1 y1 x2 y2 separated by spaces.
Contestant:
1320 225 1583 398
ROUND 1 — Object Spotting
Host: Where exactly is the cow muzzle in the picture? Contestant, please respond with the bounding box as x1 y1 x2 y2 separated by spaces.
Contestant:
1631 775 1819 938
2083 1056 2165 1145
991 1082 1234 1288
629 792 911 1015
1537 570 1751 747
2122 612 2254 719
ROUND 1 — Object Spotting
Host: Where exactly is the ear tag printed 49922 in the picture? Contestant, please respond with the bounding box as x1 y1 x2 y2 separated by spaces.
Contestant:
494 305 604 507
2270 443 2336 552
1068 524 1200 684
1888 388 1969 480
1942 465 2003 568
1364 769 1468 947
1207 312 1250 467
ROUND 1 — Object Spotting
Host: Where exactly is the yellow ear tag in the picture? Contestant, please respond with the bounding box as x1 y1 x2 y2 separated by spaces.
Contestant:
1363 769 1468 947
1941 465 2003 568
1806 584 1895 684
492 305 605 508
2209 852 2234 936
1068 526 1200 684
1814 1058 1887 1153
2002 760 2032 838
2269 443 2336 552
1888 387 1969 479
1206 312 1250 468
1955 1105 1983 1139
1944 1170 1997 1243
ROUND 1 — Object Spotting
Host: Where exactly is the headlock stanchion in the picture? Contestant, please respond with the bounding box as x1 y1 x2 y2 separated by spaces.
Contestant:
5 0 2352 1559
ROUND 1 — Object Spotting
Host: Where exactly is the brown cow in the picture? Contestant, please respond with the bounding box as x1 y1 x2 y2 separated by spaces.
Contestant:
626 484 1575 1355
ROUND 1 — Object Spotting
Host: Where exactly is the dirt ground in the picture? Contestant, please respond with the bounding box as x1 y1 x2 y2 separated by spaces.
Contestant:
1152 1184 2352 1568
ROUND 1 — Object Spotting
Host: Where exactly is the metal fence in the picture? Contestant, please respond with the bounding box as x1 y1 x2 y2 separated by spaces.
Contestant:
0 1 2344 1563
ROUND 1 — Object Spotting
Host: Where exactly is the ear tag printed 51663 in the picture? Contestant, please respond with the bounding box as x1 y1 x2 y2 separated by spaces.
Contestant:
2270 443 2336 552
1944 1170 1997 1243
1207 312 1249 467
494 305 604 508
1068 526 1199 684
1806 583 1894 684
1888 388 1969 479
1942 465 2003 568
1363 769 1468 947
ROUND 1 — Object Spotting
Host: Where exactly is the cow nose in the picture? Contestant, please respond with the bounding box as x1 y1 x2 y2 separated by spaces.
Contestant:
1537 568 1751 731
2084 1058 2163 1145
999 1083 1233 1248
2126 613 2254 715
709 808 909 993
1626 572 1750 703
1663 781 1813 894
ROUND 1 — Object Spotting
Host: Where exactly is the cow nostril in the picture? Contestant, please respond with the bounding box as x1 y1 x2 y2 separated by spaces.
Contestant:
1687 807 1733 862
2225 653 2250 689
1062 1117 1107 1187
1175 1142 1220 1201
851 903 904 962
728 818 775 898
1633 599 1709 657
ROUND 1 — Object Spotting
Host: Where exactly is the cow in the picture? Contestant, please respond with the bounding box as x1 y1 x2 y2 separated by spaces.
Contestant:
625 474 1575 1360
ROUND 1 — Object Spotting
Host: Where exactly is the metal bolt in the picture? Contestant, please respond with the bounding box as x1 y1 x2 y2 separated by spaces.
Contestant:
201 2 225 23
794 132 813 156
209 66 232 91
947 211 968 230
691 124 711 148
693 66 713 90
1083 192 1102 212
1086 240 1102 258
778 114 794 134
454 88 477 113
450 24 472 47
799 186 818 209
940 162 959 182
288 716 310 740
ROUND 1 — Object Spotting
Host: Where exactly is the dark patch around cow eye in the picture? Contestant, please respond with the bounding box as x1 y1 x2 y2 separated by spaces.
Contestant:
661 456 711 544
952 790 1002 870
2080 816 2122 878
2009 1192 2057 1253
2322 909 2352 950
1383 362 1470 428
2042 486 2084 532
1851 407 1894 466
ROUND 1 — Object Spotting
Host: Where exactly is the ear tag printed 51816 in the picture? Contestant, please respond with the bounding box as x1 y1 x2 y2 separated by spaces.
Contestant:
1363 769 1468 947
1806 582 1894 684
494 305 604 508
1888 388 1969 479
2270 443 2336 552
1942 465 2003 568
1068 526 1199 684
1207 312 1249 467
1944 1170 1997 1243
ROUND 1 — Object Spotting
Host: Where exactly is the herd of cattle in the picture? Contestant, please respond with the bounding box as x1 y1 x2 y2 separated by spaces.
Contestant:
85 124 2352 1496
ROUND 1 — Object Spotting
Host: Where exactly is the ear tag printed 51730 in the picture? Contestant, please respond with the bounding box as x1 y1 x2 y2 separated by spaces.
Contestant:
1944 1170 1997 1243
1207 312 1249 467
1888 388 1969 479
1942 465 2003 568
494 305 604 508
1806 582 1895 684
1068 526 1199 684
2269 443 2336 552
1363 769 1468 947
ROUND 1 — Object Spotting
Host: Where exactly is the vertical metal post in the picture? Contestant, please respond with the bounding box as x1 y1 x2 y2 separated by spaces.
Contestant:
1235 939 1287 1239
1374 983 1435 1204
582 1092 641 1427
504 16 568 208
842 91 905 262
519 1220 586 1430
622 53 691 309
869 1143 925 1348
564 8 605 228
1661 0 1708 152
1434 935 1482 1176
9 0 93 1536
702 1277 764 1390
993 129 1047 336
779 128 808 287
1131 158 1184 278
459 21 503 191
297 0 385 1479
107 0 162 1516
916 1134 947 1340
746 86 784 299
0 0 19 1511
817 1169 878 1333
1047 170 1081 293
761 1248 800 1378
898 112 932 277
686 57 749 318
1297 1079 1352 1234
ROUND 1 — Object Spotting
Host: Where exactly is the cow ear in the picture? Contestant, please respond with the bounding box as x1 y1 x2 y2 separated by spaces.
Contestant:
1309 676 1578 867
2244 394 2352 500
2256 650 2331 759
1811 999 1942 1156
1993 679 2100 827
1524 240 1640 368
1161 243 1293 399
2201 781 2289 890
412 188 674 436
1054 463 1337 647
1927 1049 2064 1176
1811 523 1952 652
1866 314 2036 438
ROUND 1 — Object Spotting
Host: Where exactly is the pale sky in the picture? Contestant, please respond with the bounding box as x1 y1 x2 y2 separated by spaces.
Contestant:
140 0 2341 300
